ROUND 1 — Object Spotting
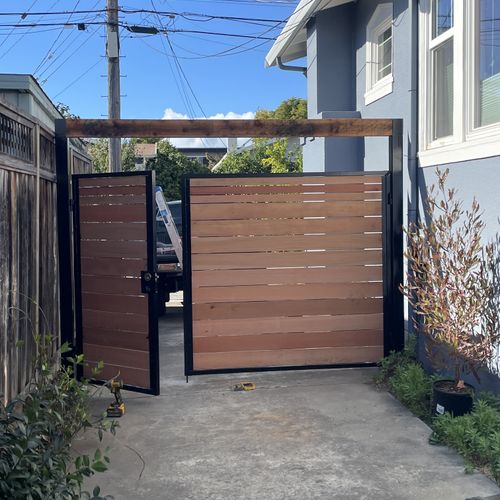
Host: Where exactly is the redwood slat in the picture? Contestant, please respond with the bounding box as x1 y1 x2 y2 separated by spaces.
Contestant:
194 330 383 352
194 346 384 370
191 216 382 237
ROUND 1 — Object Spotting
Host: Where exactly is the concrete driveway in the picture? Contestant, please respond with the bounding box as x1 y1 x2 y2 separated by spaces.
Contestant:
80 297 499 499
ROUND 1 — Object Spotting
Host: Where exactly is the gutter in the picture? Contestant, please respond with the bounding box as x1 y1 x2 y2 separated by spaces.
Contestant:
277 57 307 77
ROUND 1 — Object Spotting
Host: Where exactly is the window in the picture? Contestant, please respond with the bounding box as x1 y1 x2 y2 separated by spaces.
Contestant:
419 0 500 166
365 3 394 105
477 0 500 127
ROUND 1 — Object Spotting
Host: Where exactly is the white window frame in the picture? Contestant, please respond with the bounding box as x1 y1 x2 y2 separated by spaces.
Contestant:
419 0 500 166
365 3 394 105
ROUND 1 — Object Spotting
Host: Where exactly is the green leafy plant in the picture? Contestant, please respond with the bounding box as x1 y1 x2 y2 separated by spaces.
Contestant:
389 363 433 422
402 168 500 388
430 399 500 483
0 334 117 499
374 336 417 385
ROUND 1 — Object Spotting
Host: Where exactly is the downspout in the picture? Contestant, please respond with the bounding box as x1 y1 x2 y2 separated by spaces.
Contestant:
408 0 419 339
277 57 307 77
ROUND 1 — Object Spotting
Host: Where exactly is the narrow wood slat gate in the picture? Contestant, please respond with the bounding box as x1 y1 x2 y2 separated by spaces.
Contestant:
73 172 159 395
183 172 391 374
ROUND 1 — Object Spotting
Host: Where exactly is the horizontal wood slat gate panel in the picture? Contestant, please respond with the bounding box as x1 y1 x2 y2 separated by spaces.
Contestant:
183 173 390 374
73 172 159 395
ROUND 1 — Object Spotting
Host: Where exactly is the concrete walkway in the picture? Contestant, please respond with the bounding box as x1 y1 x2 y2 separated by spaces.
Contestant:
80 298 499 499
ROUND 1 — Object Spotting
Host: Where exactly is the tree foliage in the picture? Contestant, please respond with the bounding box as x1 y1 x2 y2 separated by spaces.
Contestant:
148 141 210 201
216 139 301 175
216 97 306 175
87 138 144 173
255 97 307 120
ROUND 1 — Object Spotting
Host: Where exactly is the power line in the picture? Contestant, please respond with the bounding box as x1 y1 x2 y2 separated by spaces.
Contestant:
0 20 278 41
40 26 101 84
33 0 83 76
0 0 62 61
148 0 196 119
0 0 39 50
0 8 286 25
53 57 102 98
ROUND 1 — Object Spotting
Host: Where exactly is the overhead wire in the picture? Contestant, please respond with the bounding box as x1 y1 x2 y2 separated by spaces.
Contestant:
52 57 102 98
40 25 102 84
0 0 39 51
147 0 196 119
32 0 103 77
0 0 59 61
151 0 224 148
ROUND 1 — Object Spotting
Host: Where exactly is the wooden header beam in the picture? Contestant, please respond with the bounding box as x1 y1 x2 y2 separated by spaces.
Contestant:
62 118 394 139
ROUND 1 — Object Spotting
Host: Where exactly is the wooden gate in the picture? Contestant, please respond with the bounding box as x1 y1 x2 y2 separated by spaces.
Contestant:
183 172 393 374
72 172 159 394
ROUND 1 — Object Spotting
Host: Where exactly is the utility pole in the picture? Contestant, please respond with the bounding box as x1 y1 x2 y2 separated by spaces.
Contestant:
107 0 121 172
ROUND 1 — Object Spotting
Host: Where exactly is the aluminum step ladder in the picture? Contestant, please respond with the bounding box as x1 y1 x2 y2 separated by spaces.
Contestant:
155 186 183 269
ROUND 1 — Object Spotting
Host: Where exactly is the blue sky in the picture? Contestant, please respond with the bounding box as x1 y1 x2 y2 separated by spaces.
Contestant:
0 0 305 124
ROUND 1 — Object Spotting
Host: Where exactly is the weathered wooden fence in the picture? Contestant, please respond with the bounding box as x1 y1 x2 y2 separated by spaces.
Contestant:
0 101 91 403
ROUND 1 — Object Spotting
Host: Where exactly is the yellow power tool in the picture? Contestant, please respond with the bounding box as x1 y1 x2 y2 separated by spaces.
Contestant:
106 379 125 418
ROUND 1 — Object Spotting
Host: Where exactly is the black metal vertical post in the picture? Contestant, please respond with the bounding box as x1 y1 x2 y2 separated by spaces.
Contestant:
181 176 194 376
72 177 84 379
388 119 404 352
382 174 392 356
55 119 74 355
145 170 160 395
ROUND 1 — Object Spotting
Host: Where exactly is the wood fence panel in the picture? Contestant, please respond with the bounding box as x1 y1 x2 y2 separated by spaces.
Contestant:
0 101 91 404
187 174 386 372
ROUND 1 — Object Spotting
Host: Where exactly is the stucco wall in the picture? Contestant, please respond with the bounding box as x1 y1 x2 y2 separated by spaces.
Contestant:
304 3 363 172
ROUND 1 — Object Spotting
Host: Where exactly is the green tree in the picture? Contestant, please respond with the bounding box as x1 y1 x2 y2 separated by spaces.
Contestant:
148 141 210 200
216 97 306 174
255 97 307 120
87 138 153 173
55 102 79 119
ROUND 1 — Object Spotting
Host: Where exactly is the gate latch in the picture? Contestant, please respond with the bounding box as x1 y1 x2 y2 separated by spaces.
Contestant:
141 271 157 294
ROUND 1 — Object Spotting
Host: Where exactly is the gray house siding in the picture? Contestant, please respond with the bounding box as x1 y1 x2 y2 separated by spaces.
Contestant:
304 4 363 172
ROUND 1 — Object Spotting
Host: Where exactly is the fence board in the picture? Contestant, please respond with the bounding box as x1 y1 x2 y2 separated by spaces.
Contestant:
192 250 382 270
191 200 382 220
0 101 91 404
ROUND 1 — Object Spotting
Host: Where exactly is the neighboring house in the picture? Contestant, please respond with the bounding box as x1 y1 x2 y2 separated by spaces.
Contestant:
134 143 158 169
0 73 90 171
265 0 500 389
177 146 227 167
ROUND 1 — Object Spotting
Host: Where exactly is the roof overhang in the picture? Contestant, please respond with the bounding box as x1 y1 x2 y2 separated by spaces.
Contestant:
265 0 354 68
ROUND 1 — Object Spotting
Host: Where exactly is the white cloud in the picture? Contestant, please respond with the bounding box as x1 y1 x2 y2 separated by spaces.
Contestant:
161 107 254 148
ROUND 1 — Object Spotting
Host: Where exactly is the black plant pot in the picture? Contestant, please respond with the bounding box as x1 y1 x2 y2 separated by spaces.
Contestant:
432 380 474 417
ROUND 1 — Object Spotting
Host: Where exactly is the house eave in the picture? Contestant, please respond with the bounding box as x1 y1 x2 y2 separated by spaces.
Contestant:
264 0 354 68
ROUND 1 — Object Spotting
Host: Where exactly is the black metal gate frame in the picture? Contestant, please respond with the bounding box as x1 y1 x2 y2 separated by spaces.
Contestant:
71 171 159 395
55 118 403 379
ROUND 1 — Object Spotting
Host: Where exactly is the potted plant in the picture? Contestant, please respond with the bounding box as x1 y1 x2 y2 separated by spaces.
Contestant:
402 169 499 416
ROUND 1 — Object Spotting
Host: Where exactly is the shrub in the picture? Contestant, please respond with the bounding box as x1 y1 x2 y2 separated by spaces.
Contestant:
389 363 433 421
431 399 500 483
0 337 116 499
374 336 417 386
402 168 500 387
